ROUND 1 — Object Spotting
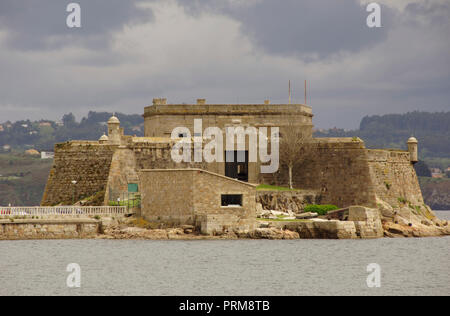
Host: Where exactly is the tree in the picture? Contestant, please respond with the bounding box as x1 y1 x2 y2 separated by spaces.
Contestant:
62 113 77 128
279 123 316 189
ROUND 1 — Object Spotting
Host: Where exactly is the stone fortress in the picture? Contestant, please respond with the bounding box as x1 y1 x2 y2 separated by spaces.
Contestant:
41 98 447 237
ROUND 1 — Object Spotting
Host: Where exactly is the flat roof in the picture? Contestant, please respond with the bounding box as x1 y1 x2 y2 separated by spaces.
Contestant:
143 103 313 117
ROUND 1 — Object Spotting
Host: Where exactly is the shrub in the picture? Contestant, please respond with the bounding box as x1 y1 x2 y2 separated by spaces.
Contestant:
398 197 407 204
304 204 339 216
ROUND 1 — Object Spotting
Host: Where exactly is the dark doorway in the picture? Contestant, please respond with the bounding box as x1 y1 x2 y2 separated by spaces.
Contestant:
225 150 248 182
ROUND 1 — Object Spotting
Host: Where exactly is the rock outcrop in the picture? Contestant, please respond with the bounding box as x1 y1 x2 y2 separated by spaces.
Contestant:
256 191 318 214
348 206 384 239
376 197 450 237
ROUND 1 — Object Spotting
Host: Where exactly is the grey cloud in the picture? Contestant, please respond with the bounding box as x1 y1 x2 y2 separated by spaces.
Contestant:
0 0 153 50
405 0 450 20
179 0 394 59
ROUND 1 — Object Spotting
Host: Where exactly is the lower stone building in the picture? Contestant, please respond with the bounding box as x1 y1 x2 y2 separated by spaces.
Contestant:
139 169 256 234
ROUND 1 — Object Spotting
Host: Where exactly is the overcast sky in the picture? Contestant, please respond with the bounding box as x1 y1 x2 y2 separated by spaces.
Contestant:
0 0 449 128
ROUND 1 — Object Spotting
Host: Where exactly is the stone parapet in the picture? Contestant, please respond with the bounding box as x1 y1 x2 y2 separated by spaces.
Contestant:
144 103 313 117
0 219 100 240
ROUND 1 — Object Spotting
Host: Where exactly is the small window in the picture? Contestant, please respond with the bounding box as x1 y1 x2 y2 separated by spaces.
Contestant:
221 194 243 207
178 133 187 138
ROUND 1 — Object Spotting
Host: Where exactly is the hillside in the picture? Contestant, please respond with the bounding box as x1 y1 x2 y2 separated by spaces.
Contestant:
419 177 450 211
315 111 450 164
0 111 144 152
0 153 53 206
0 111 144 207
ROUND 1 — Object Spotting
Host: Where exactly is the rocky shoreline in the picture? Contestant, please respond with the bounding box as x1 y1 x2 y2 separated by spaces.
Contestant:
1 206 449 240
96 221 450 241
94 206 449 240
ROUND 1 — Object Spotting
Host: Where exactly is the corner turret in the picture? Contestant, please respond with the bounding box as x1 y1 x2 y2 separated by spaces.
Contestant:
108 114 121 145
99 133 109 144
407 136 418 164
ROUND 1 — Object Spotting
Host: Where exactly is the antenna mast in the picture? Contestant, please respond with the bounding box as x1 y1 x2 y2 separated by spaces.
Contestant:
289 80 291 104
304 80 307 105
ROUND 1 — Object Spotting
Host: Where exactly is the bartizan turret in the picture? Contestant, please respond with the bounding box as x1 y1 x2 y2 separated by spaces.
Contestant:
407 136 418 164
98 133 109 144
107 114 121 145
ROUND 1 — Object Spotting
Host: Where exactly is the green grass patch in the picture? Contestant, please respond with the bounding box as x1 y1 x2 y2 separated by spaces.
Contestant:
256 184 298 191
397 197 407 204
304 204 339 216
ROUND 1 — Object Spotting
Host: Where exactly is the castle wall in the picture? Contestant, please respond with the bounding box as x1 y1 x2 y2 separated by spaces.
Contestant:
131 138 207 170
366 149 424 207
260 138 423 209
261 138 377 208
41 142 116 206
104 147 139 203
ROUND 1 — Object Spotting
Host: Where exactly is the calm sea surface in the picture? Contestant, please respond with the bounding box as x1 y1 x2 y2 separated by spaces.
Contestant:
0 211 449 296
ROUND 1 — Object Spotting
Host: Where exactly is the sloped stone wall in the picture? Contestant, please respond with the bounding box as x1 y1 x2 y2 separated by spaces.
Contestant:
41 142 116 206
367 149 424 207
104 147 139 203
260 138 424 210
261 138 377 208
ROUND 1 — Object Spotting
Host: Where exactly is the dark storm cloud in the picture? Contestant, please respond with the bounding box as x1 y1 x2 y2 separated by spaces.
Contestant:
0 0 153 50
179 0 394 59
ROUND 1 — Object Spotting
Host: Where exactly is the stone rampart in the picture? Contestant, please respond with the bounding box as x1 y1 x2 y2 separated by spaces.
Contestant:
366 149 424 207
261 138 377 207
41 142 116 206
260 138 424 211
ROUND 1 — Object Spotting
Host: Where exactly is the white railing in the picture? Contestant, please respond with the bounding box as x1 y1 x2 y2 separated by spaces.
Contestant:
0 206 129 218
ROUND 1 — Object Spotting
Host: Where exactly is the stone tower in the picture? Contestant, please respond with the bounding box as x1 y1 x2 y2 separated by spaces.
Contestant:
407 136 418 164
108 115 121 145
